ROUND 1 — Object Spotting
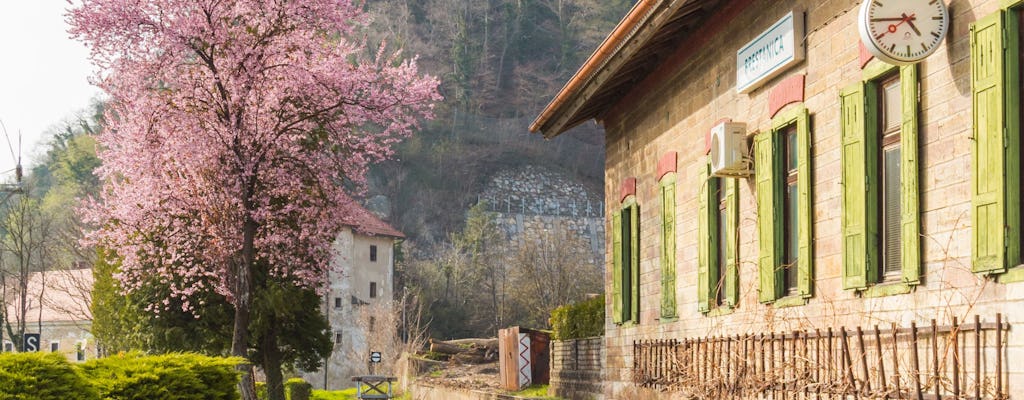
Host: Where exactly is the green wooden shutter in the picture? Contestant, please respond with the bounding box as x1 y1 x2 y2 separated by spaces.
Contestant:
755 132 780 303
660 175 677 319
796 108 814 298
724 178 739 307
1007 10 1023 272
840 83 874 290
900 65 922 285
629 203 641 322
971 12 1009 274
697 164 714 312
612 211 623 324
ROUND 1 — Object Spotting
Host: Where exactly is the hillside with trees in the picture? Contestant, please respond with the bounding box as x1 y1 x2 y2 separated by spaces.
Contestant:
362 0 633 244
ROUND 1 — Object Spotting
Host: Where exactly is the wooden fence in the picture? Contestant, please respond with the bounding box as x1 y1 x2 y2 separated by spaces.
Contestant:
633 314 1009 399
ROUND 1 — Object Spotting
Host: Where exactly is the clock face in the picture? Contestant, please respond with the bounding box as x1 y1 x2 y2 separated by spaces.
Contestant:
858 0 949 65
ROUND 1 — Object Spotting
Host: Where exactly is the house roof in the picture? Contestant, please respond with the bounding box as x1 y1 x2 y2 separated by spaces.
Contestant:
338 193 405 239
4 268 93 324
530 0 747 138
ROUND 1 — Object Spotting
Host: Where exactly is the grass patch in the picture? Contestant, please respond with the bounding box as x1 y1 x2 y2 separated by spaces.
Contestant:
310 388 357 400
511 385 563 399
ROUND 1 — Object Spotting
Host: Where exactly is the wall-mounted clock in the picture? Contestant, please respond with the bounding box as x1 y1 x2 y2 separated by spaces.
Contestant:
858 0 950 65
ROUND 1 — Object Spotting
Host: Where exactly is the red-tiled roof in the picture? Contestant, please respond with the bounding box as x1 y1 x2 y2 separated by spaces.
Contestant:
3 269 93 324
339 193 405 238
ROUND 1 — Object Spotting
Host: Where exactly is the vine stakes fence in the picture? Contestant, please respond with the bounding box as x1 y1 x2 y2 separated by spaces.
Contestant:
633 314 1008 399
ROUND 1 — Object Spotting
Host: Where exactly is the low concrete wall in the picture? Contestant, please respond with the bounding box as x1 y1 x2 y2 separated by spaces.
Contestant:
549 337 604 400
409 383 531 400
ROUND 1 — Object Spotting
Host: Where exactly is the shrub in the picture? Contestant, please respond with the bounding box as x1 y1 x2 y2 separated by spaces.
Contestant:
285 377 312 400
256 381 267 400
0 352 99 400
549 295 604 340
78 352 243 400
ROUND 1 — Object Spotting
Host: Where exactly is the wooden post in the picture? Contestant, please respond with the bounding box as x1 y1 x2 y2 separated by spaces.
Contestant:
996 313 1003 400
974 315 981 400
828 328 834 395
952 316 960 399
932 319 939 400
841 327 856 396
857 326 871 395
875 325 886 395
892 322 900 398
911 321 923 400
816 328 822 397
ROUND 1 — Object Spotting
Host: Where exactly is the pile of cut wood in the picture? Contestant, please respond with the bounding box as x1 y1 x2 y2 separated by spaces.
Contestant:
427 338 498 365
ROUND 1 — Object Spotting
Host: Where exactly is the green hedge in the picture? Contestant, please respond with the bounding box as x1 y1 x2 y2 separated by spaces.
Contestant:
0 352 242 400
0 352 99 400
285 377 312 400
549 295 604 340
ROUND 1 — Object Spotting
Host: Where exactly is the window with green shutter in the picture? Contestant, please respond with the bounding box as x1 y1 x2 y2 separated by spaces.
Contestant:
970 8 1023 281
614 198 641 324
756 106 813 305
659 174 677 319
698 161 739 314
839 63 921 294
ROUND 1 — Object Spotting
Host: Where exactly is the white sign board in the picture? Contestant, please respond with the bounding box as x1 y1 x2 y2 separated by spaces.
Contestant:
736 11 805 94
370 351 382 363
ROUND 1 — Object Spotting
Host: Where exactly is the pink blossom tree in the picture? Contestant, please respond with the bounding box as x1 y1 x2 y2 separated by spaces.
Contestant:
68 1 439 398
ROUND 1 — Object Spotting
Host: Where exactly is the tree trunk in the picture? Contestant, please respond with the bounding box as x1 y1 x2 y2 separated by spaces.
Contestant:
262 327 286 400
233 215 258 400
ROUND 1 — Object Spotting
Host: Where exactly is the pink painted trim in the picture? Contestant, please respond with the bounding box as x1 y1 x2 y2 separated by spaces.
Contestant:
768 75 806 118
657 152 678 180
620 177 637 203
859 41 874 69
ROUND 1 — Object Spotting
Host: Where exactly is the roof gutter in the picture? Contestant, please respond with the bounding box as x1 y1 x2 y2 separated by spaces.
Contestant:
528 0 659 136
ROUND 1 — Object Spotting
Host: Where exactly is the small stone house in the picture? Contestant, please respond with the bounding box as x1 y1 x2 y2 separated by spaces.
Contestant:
301 195 404 390
533 0 1024 398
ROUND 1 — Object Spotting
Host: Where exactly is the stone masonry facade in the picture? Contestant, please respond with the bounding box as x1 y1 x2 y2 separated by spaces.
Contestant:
597 0 1024 398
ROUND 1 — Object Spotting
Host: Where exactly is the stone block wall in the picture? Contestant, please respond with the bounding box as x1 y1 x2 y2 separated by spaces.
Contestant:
596 0 1024 398
549 337 604 400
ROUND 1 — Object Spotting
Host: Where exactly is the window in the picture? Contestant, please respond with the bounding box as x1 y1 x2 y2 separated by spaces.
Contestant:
879 76 902 282
335 331 343 344
76 341 86 361
369 316 376 332
3 341 12 352
612 199 640 324
968 7 1023 281
756 106 813 305
51 342 59 352
334 297 342 309
370 245 378 262
782 126 800 295
370 282 378 298
698 169 738 313
659 172 677 319
840 62 921 292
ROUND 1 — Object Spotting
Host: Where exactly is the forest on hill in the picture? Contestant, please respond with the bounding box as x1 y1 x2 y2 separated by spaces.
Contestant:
362 0 634 245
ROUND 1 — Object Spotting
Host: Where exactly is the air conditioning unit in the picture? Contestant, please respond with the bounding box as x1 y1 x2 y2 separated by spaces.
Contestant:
709 121 751 177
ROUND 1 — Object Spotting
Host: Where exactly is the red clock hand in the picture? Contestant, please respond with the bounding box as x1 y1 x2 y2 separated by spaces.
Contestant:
878 13 916 38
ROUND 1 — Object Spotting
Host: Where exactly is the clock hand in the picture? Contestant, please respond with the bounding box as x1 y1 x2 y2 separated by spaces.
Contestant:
871 17 908 22
902 13 921 36
879 14 914 38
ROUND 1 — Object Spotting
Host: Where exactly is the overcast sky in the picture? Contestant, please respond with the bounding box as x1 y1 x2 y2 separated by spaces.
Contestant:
0 2 99 182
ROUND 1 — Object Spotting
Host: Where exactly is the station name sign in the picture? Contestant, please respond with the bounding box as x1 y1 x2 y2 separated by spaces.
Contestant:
736 11 805 94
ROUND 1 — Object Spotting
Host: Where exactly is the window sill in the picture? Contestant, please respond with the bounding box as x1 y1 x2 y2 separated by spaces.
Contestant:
861 282 914 298
704 306 735 317
658 316 679 324
997 265 1024 283
773 295 807 308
